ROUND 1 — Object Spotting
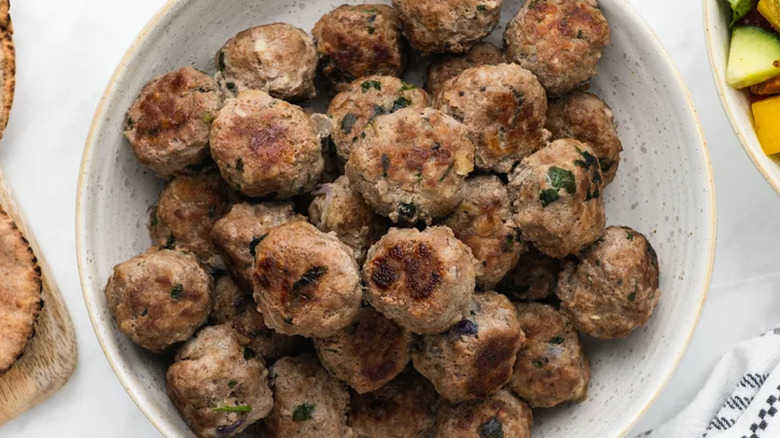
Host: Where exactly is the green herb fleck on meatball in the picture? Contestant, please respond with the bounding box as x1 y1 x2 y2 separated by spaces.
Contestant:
292 403 316 422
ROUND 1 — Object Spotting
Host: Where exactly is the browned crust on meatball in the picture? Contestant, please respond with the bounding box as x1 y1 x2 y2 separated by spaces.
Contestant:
509 302 591 408
314 306 412 393
546 91 623 184
434 390 533 438
557 226 661 339
0 209 42 376
313 4 407 87
496 247 561 301
426 42 504 96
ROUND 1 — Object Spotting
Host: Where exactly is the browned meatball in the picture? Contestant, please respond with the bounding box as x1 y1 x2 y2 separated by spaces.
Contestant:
149 172 229 269
252 221 361 338
507 139 606 258
346 107 475 224
216 23 317 101
263 356 353 438
124 67 221 177
211 202 304 290
393 0 504 55
496 247 560 301
546 91 623 184
364 226 478 335
314 306 411 393
313 4 407 88
328 75 428 161
166 325 273 438
210 90 324 199
504 0 610 96
105 249 212 353
426 42 505 96
309 175 388 263
412 292 524 402
444 175 526 291
349 372 439 438
211 276 306 363
508 303 590 408
434 63 551 173
434 390 533 438
557 226 661 339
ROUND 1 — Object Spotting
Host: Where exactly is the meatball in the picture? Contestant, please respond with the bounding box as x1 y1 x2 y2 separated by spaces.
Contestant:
346 107 475 224
364 226 477 335
556 226 661 339
504 0 611 97
252 221 361 338
349 372 439 438
308 175 388 263
211 276 306 362
496 247 560 301
393 0 503 55
426 42 504 96
411 292 524 402
263 356 353 438
328 75 429 161
210 90 324 199
444 175 526 290
313 4 407 88
434 63 550 173
215 23 317 101
434 390 532 438
546 91 623 184
508 303 590 408
211 202 304 290
124 67 221 177
166 325 273 438
105 249 212 353
314 306 412 393
507 139 606 258
149 172 229 269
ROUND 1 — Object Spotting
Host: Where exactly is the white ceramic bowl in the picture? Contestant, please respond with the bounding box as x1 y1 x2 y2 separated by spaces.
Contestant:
77 1 716 437
704 0 780 194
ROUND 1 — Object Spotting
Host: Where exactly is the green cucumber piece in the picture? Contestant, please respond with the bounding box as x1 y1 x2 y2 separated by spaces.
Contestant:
728 0 758 26
727 25 780 88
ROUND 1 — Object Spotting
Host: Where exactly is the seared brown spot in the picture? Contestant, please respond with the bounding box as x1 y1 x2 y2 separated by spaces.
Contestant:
369 242 443 300
467 334 520 398
224 111 294 170
370 257 400 289
134 71 197 138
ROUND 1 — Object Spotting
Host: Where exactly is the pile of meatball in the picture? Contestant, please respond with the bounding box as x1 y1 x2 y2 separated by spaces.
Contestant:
107 0 661 437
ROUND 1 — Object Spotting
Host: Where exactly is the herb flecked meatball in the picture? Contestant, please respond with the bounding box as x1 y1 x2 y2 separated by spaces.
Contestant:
364 226 478 335
444 175 526 290
210 90 324 199
434 63 551 173
149 172 229 269
215 23 318 101
504 0 611 96
252 221 361 338
412 292 524 402
346 107 475 224
546 91 623 184
314 306 412 393
263 356 353 438
426 42 505 96
393 0 504 55
313 4 407 88
508 139 606 258
496 247 561 301
328 75 428 161
105 249 213 353
508 302 591 408
557 226 661 339
166 325 274 438
434 390 533 438
124 67 221 177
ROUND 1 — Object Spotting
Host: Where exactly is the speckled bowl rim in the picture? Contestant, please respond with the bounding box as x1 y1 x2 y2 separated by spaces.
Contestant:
76 0 717 436
703 0 780 196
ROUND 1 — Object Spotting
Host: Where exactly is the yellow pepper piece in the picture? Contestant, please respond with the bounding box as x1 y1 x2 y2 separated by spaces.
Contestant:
758 0 780 30
753 95 780 155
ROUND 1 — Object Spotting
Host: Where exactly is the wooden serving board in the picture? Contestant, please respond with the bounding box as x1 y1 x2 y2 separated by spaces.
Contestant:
0 165 77 424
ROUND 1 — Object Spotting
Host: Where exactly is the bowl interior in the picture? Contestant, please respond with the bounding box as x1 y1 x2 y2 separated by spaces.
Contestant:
704 0 780 194
77 0 715 437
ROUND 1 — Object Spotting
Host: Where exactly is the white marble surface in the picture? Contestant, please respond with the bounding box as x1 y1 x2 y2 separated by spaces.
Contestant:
2 0 779 436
